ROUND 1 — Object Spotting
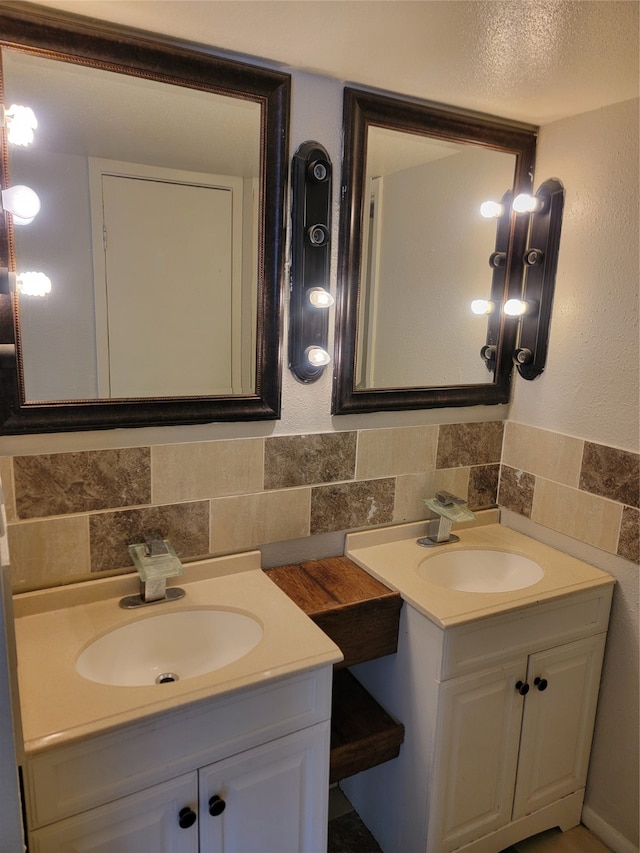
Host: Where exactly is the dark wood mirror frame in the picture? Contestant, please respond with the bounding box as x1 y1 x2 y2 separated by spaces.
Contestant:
0 2 290 433
332 86 538 416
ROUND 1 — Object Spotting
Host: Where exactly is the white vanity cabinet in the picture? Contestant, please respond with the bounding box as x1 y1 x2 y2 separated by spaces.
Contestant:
343 585 613 853
24 667 332 853
29 773 199 853
432 633 607 851
198 723 327 853
29 724 328 853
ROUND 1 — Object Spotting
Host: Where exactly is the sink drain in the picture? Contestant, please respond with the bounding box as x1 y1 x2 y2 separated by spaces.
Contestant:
155 672 179 685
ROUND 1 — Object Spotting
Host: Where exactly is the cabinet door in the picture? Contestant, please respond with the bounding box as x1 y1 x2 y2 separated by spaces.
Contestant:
512 633 607 819
29 773 198 853
199 722 330 853
428 659 526 852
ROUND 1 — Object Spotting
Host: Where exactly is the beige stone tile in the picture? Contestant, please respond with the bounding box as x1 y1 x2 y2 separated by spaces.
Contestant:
151 439 263 503
532 479 622 553
8 515 91 592
394 468 469 523
0 456 16 522
210 489 310 554
503 423 583 487
356 425 438 479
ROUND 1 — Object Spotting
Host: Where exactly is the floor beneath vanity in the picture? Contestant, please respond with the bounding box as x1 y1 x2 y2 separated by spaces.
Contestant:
327 787 613 853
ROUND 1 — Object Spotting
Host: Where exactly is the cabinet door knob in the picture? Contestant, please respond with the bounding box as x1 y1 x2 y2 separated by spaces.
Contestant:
178 807 197 829
209 794 227 816
515 680 530 695
534 676 548 691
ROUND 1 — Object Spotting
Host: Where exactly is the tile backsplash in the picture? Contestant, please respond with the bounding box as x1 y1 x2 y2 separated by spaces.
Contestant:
500 422 639 563
3 421 502 591
2 419 638 592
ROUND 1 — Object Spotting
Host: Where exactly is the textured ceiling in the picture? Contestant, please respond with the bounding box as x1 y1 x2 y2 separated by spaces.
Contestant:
19 0 640 124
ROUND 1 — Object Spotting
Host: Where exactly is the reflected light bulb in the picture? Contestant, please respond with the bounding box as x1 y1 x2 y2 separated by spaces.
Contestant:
305 346 331 367
4 104 37 146
504 298 528 316
480 200 504 219
16 271 51 297
308 287 334 309
471 299 495 315
1 185 41 224
512 193 543 214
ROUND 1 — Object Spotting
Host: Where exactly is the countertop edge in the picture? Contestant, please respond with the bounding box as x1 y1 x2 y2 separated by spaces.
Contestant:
21 650 341 757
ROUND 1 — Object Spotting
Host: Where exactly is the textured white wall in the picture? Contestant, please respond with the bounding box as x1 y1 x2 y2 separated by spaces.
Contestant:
509 98 639 452
507 98 639 851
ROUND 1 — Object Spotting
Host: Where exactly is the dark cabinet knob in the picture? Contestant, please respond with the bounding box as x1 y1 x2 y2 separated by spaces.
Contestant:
209 795 226 817
534 676 548 691
178 807 197 829
516 680 530 695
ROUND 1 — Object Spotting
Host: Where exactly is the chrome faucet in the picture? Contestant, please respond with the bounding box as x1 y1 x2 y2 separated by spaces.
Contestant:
120 533 186 608
417 491 476 547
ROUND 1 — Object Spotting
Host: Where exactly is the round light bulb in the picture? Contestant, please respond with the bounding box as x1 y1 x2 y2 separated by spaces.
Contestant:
1 185 41 224
308 287 335 309
305 346 331 367
16 271 52 297
471 299 495 315
512 193 543 214
504 298 528 316
479 200 504 219
5 104 37 146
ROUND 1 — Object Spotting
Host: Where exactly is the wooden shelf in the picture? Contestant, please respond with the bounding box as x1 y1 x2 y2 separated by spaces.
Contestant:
265 556 405 782
330 668 404 783
265 556 402 668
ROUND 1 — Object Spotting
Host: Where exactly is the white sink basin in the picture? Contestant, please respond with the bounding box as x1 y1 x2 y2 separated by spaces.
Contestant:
76 609 263 687
417 549 544 593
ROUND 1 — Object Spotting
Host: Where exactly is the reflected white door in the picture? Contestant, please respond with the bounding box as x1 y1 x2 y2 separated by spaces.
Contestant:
99 173 238 398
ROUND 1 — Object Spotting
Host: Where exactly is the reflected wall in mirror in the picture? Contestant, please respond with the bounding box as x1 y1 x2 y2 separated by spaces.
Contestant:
0 3 290 432
333 87 537 415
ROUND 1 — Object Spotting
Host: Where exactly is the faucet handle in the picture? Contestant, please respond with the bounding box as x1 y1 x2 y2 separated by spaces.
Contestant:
435 491 466 506
144 531 170 557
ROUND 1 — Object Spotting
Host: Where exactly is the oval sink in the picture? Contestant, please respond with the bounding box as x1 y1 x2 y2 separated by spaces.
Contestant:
76 609 263 687
417 549 544 593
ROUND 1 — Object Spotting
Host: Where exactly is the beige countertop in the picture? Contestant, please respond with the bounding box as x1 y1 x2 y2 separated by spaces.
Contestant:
345 522 614 629
13 551 342 755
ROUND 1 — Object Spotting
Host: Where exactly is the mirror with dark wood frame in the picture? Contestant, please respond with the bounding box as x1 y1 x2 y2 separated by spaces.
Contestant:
0 2 290 433
332 86 537 415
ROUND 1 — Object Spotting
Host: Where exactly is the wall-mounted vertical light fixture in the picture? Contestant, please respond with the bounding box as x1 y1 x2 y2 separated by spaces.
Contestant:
512 178 564 379
477 190 513 372
289 141 333 382
475 178 564 380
